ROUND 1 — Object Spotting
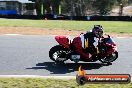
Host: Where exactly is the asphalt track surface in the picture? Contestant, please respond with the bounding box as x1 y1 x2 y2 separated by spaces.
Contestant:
0 35 132 76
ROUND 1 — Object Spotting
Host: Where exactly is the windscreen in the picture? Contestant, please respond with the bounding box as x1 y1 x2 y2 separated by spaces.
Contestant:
106 37 115 44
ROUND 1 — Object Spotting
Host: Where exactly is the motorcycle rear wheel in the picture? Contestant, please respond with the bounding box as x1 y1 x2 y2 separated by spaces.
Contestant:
99 51 118 63
49 45 69 63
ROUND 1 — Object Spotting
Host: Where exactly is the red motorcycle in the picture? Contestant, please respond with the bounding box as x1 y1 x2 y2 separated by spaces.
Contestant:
49 34 118 64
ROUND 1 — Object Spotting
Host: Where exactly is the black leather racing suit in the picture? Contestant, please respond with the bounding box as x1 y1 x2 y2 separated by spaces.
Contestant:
83 32 98 54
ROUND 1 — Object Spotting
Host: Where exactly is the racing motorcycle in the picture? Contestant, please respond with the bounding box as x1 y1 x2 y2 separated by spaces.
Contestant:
49 34 118 64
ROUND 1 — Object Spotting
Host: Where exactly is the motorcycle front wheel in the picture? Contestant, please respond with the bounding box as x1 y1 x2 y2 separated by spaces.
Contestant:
49 45 69 63
99 51 118 63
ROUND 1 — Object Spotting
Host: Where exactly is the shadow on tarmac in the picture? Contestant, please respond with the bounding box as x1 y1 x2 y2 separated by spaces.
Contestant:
26 62 111 74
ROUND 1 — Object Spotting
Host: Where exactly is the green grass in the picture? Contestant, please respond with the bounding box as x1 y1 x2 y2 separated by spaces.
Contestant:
0 18 132 34
0 78 131 88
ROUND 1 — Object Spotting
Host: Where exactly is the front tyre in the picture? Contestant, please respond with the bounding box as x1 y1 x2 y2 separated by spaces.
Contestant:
49 45 69 63
99 51 118 63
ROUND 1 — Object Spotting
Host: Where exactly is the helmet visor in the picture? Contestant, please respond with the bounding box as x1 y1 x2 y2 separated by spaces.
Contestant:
98 31 103 37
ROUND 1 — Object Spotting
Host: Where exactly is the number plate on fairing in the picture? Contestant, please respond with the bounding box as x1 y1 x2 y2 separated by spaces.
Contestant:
71 55 80 60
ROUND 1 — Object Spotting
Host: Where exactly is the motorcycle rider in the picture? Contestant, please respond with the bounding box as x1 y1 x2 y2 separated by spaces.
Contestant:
80 25 104 58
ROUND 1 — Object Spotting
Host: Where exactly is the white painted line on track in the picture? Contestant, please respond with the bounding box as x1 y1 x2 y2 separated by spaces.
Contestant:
0 75 131 81
0 75 76 79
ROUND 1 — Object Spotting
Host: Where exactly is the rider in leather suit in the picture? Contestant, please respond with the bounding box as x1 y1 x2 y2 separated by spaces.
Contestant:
82 25 104 55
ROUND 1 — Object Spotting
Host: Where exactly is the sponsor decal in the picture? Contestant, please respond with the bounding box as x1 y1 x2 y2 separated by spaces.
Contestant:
76 66 131 85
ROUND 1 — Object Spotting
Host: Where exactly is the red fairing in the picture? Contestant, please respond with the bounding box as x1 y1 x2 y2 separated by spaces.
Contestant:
72 37 82 50
106 43 117 51
72 37 89 60
55 35 70 48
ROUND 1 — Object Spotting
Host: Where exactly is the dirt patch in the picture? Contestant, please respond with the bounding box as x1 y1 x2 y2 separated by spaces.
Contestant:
0 27 81 36
0 27 132 37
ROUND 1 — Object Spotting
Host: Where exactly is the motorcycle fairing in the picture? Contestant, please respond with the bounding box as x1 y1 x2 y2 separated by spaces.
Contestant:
72 36 91 61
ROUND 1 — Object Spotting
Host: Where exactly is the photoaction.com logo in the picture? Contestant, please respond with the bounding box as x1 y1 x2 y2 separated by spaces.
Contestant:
76 66 131 85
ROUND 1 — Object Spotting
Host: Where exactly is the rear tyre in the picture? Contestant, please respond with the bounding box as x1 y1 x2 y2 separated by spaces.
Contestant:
99 51 118 63
49 45 69 63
